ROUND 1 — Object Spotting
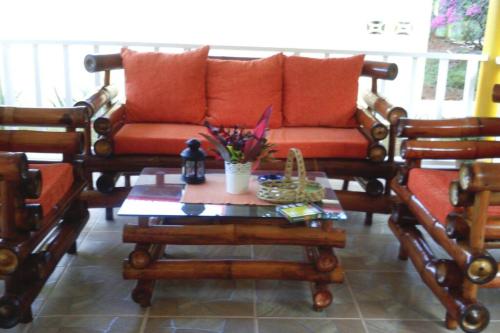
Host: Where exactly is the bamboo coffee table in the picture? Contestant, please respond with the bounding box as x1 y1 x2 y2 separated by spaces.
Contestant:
119 167 347 310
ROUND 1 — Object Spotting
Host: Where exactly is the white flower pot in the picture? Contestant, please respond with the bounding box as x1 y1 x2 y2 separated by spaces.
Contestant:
224 162 252 194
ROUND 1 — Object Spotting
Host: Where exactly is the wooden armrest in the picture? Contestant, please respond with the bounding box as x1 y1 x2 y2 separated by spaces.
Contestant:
459 162 500 192
74 85 118 118
361 61 398 80
355 108 388 140
397 117 500 139
0 131 84 155
0 152 28 182
494 84 500 103
93 103 126 135
84 53 123 73
401 139 500 160
0 106 88 127
363 91 407 124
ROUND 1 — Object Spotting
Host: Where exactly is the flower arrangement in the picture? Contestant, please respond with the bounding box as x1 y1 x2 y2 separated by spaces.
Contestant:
200 106 275 164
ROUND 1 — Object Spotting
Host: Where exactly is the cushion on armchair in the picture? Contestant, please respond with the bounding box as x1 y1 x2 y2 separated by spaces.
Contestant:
26 163 74 217
206 53 284 129
407 168 500 225
122 46 209 124
283 54 364 127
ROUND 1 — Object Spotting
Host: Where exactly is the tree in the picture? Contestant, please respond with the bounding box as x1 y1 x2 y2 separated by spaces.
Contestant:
431 0 488 50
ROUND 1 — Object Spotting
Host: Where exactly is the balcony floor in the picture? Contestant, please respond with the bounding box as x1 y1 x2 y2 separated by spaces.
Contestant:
2 206 500 333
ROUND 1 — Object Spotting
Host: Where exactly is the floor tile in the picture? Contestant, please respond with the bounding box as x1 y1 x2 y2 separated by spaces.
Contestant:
39 265 144 316
339 234 414 272
145 318 255 333
347 271 445 320
27 316 142 333
258 318 365 333
256 280 358 319
150 279 254 316
365 320 451 333
69 231 133 268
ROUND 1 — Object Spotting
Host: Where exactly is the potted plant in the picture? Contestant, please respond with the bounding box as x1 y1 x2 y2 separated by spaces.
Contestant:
200 106 275 194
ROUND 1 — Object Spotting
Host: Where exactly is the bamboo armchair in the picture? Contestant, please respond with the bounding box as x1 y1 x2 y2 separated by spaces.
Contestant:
0 106 90 328
80 52 407 223
391 104 500 331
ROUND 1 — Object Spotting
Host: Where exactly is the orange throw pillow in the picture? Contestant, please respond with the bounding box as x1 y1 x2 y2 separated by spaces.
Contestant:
206 53 284 129
122 46 209 124
283 54 365 127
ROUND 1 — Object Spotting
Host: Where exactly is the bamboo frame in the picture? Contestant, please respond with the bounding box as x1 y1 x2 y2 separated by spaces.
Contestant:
493 84 500 103
0 105 90 328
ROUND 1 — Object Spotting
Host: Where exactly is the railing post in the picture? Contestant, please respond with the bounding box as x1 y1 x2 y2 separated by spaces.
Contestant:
1 42 14 105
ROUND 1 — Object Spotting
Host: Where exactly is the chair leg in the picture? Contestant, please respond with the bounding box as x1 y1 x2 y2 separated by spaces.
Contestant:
364 212 373 226
341 180 349 191
67 241 77 254
398 244 408 260
105 207 114 221
445 312 458 330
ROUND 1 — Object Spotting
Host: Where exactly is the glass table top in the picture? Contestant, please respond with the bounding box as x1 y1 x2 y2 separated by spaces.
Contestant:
118 168 347 221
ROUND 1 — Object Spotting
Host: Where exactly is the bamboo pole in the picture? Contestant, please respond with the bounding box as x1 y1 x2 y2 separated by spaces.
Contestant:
363 91 407 124
306 246 338 273
401 140 500 160
355 108 388 140
93 104 125 135
96 172 121 194
354 177 384 197
389 218 489 333
123 260 344 283
123 224 346 247
311 282 333 311
367 143 387 162
459 163 500 192
0 106 88 127
93 137 113 157
21 169 42 199
397 117 500 138
0 130 83 154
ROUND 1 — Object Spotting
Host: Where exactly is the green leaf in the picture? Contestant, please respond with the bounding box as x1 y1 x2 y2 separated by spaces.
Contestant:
199 133 231 162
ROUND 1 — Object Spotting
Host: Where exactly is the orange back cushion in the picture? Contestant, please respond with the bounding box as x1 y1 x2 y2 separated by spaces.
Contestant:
122 46 209 124
283 54 365 127
206 53 284 129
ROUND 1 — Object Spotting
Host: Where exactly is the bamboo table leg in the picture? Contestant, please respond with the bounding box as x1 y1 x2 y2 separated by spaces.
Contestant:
129 217 165 307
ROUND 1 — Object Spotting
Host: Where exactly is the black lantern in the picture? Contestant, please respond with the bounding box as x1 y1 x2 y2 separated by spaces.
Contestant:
180 139 206 184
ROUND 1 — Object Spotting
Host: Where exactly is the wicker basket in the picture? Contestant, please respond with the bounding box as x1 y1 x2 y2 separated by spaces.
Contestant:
257 148 325 203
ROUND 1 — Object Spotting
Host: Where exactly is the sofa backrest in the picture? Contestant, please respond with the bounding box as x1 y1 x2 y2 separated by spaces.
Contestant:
84 50 398 129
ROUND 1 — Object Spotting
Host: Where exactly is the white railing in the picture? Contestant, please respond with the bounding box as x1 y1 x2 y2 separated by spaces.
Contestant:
0 40 489 118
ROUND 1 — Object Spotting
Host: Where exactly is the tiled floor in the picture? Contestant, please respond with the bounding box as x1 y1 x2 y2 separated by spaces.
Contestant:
3 207 500 332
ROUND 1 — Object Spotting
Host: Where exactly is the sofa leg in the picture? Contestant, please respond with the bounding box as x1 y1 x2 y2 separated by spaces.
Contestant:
67 241 77 255
445 312 458 330
398 244 408 261
18 307 32 324
364 212 373 226
106 207 114 221
342 180 349 191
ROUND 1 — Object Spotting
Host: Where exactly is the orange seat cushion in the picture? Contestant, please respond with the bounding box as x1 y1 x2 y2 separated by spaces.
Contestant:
408 168 500 225
408 169 459 225
26 163 74 217
206 54 284 129
268 127 369 159
121 46 209 124
114 123 211 155
283 54 364 127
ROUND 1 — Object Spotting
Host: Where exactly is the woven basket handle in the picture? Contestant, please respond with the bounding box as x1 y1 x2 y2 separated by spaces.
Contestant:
284 148 307 193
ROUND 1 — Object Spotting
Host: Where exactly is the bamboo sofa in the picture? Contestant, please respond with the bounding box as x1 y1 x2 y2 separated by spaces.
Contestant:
80 47 407 221
390 85 500 333
0 106 90 328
